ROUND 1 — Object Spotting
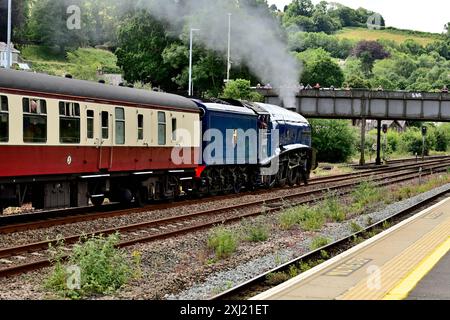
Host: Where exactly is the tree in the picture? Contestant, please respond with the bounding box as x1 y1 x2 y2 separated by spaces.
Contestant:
353 40 390 75
222 79 263 101
0 0 31 43
297 48 344 87
344 74 371 89
310 119 357 162
28 0 88 52
115 10 174 90
284 0 315 18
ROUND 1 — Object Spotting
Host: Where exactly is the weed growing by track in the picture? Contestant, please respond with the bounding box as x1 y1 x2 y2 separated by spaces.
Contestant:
207 226 238 260
241 217 270 243
44 233 141 299
310 237 330 250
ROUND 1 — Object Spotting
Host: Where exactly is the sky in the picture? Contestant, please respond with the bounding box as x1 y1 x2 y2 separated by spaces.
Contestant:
268 0 449 33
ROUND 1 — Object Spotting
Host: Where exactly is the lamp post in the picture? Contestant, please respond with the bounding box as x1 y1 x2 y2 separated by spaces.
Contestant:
226 13 232 83
6 0 12 69
188 28 200 96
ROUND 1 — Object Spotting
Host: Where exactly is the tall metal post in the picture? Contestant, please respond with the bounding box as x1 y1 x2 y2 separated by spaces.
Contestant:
188 28 200 96
226 13 232 83
6 0 12 69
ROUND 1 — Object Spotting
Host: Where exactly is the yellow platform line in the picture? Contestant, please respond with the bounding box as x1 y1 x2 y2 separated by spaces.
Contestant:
340 218 450 300
383 237 450 300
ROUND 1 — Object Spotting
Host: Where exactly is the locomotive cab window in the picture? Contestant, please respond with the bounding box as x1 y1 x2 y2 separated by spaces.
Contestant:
158 112 166 145
137 114 144 141
23 98 47 143
87 110 94 139
115 108 125 145
0 96 8 142
101 111 109 139
59 102 80 143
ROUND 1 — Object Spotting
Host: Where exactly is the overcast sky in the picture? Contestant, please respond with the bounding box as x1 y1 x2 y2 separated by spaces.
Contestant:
268 0 449 33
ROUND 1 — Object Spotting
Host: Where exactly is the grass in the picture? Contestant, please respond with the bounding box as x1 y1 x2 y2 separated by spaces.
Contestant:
207 226 238 259
241 217 270 243
310 237 330 251
351 181 383 214
45 233 140 299
20 45 120 81
336 27 442 46
279 205 326 231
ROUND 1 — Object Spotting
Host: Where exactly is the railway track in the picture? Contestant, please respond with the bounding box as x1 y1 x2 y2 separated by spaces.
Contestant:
1 159 450 278
1 156 449 234
210 187 450 300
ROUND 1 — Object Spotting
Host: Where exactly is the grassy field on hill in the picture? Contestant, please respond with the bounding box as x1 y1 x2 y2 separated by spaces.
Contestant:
336 27 443 46
19 45 121 81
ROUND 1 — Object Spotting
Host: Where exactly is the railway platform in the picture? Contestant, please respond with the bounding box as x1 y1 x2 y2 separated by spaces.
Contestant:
253 197 450 300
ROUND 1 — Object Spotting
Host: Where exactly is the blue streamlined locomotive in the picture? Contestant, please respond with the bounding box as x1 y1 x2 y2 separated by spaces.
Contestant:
194 99 316 195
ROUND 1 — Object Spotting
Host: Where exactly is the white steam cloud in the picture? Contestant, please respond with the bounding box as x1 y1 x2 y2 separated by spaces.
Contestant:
136 0 301 108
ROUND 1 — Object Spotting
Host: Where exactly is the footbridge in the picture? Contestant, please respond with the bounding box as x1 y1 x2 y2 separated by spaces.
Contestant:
257 89 450 165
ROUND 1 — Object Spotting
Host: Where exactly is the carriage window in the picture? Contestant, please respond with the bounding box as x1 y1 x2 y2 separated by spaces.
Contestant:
137 114 144 141
87 110 94 139
101 111 109 139
0 96 8 142
59 102 80 143
23 98 47 143
115 108 125 145
158 112 166 145
171 118 177 141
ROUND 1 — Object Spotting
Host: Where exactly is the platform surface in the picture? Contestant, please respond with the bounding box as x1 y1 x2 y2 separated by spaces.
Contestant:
253 197 450 300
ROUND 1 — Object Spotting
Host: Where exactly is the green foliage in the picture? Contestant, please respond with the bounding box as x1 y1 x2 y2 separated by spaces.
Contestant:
351 181 383 213
297 49 345 87
28 0 88 52
310 119 357 162
321 194 346 222
266 272 290 285
241 218 270 242
278 205 325 231
435 124 450 152
310 237 330 250
207 226 238 259
399 127 436 156
350 222 363 233
21 45 119 81
115 10 174 89
222 79 254 100
289 32 355 59
45 234 138 299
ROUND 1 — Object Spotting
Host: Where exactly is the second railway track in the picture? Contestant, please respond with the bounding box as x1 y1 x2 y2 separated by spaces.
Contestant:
1 158 450 278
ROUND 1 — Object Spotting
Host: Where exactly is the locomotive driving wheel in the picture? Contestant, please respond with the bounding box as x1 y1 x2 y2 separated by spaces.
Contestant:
287 166 299 186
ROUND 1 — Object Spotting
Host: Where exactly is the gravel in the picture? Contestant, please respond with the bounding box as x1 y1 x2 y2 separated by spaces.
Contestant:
167 181 450 300
1 176 449 300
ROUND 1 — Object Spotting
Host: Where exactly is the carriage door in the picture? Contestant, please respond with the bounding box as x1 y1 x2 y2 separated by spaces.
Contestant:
98 111 112 170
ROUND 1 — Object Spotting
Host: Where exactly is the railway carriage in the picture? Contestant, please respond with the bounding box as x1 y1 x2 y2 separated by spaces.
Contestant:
0 69 201 212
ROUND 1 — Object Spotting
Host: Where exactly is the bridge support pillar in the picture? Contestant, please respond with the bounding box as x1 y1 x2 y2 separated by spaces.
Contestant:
376 120 382 165
359 118 366 166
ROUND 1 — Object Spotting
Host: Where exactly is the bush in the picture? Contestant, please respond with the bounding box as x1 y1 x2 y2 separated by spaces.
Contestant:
207 227 238 259
45 234 139 299
399 127 436 156
242 218 270 242
434 125 450 152
310 237 330 250
310 119 358 163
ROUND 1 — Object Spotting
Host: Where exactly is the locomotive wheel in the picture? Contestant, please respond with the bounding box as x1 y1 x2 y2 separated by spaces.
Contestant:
300 169 309 186
91 196 105 207
287 167 299 186
277 164 287 188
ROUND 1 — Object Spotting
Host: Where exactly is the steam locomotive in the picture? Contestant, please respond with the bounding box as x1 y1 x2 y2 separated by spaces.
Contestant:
0 69 315 212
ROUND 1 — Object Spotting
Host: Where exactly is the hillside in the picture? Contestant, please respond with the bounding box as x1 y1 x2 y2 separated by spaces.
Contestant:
336 27 444 46
19 46 121 81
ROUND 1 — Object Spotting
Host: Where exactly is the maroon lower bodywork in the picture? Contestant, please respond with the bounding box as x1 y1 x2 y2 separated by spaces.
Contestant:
0 145 200 179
